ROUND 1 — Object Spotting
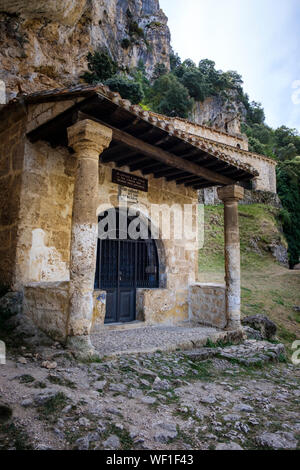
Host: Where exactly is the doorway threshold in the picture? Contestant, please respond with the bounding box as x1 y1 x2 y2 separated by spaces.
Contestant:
104 321 145 331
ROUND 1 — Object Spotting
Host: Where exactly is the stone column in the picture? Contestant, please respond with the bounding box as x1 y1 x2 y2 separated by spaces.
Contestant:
217 185 244 330
67 120 112 354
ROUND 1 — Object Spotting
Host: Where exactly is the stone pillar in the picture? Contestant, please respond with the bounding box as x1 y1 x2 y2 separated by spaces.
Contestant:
217 185 244 330
67 120 112 354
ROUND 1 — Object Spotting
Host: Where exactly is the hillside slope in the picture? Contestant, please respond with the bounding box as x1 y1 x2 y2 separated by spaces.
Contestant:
198 204 300 347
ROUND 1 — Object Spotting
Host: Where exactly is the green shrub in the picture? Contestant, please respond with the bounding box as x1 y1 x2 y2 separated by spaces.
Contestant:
121 38 131 49
152 63 168 80
105 75 144 104
277 157 300 267
81 49 118 84
145 73 194 118
129 21 144 39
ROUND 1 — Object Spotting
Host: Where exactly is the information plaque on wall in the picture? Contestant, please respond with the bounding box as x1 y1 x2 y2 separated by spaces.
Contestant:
112 169 148 192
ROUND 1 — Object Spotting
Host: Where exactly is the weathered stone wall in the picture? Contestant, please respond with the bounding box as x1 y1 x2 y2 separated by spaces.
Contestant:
0 106 26 287
189 283 226 329
172 117 249 150
136 288 189 325
8 99 199 331
23 282 69 342
169 117 277 194
14 100 80 290
199 187 281 207
245 155 276 193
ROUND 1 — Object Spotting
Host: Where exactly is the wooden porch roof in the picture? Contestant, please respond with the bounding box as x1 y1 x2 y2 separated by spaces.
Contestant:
6 84 258 189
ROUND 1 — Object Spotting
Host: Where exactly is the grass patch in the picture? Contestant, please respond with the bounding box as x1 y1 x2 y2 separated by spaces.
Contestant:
205 339 234 349
277 325 297 343
199 205 300 347
181 359 213 381
0 422 33 450
101 423 134 450
47 374 77 390
19 374 35 384
37 392 69 420
176 426 197 448
33 381 47 389
80 355 104 364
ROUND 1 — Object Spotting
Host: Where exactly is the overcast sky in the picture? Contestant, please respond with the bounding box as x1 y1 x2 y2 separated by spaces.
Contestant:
159 0 300 131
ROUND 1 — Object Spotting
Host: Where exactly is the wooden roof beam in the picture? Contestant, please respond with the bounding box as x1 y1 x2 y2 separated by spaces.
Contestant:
76 111 234 185
102 145 137 163
176 175 205 184
166 171 190 181
193 182 217 190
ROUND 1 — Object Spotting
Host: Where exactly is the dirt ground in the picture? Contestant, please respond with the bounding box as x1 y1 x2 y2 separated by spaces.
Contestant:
0 339 299 451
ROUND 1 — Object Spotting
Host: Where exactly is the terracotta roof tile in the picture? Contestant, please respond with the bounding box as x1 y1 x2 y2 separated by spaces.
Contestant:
5 83 260 177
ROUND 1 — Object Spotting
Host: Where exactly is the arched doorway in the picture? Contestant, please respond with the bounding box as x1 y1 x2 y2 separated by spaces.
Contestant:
94 208 159 324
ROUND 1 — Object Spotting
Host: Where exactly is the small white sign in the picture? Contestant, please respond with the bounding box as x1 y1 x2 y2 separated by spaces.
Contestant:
0 340 5 365
118 186 139 204
0 80 6 105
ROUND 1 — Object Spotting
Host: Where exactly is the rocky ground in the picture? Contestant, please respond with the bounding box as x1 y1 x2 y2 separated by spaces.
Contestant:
0 337 299 451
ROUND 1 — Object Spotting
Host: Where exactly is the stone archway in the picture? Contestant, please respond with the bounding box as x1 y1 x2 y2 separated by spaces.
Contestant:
94 207 167 325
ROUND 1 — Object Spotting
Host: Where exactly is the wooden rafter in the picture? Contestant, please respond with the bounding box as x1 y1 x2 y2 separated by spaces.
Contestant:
76 111 234 185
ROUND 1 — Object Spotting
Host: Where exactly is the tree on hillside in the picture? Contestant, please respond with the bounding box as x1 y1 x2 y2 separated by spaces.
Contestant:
146 73 194 118
277 156 300 267
81 50 118 83
246 101 265 125
105 75 144 104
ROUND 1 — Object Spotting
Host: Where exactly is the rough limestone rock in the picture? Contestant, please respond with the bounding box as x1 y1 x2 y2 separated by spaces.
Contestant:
241 315 277 341
243 326 263 341
215 442 243 450
0 0 171 99
0 291 54 346
75 436 90 450
102 434 121 449
0 291 23 318
0 403 13 423
190 91 247 133
269 242 289 266
109 383 127 393
153 376 171 390
257 432 298 450
233 404 254 413
154 422 178 443
0 0 87 25
33 389 61 406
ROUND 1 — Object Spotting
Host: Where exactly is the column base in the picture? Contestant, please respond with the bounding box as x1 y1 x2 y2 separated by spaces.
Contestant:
225 320 242 331
225 323 246 342
66 335 99 360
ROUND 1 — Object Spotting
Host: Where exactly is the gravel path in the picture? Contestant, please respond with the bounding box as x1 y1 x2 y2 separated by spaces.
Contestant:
91 324 226 357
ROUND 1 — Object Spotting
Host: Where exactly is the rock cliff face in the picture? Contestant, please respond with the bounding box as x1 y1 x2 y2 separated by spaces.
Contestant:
190 92 247 135
0 0 171 99
0 0 245 135
0 0 87 25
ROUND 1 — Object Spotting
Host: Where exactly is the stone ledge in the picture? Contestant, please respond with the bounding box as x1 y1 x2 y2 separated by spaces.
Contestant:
192 283 225 289
183 340 286 366
91 326 244 359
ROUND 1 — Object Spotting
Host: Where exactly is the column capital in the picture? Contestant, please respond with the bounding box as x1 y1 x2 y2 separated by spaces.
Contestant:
217 184 244 202
67 119 112 155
